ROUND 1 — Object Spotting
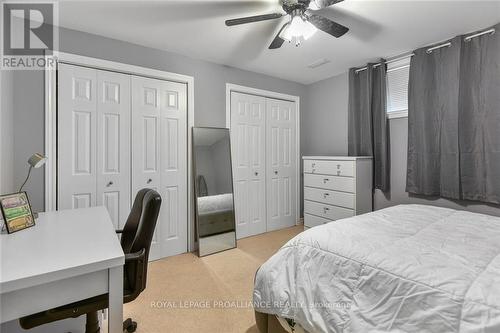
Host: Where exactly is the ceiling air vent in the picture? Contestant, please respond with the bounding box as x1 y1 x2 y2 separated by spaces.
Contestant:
307 58 330 69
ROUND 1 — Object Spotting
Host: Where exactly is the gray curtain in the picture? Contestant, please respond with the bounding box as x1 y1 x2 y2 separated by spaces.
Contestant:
407 23 500 204
458 23 500 203
406 37 462 199
348 62 390 192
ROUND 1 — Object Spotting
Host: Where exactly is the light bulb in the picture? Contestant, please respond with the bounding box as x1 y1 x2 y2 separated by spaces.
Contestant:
280 16 317 44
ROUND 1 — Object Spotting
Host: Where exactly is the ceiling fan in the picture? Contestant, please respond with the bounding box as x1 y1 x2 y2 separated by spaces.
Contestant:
225 0 349 49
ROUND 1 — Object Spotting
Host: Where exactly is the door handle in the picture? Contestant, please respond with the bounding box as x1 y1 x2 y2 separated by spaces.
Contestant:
147 178 152 184
106 181 113 187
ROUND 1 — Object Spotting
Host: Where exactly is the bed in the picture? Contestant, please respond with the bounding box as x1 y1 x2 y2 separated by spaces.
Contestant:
196 193 234 237
253 204 500 333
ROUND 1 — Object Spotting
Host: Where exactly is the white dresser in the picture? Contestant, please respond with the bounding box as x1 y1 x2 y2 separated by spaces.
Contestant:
303 156 373 228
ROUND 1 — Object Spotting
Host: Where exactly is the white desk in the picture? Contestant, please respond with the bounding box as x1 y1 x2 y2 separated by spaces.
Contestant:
0 207 125 333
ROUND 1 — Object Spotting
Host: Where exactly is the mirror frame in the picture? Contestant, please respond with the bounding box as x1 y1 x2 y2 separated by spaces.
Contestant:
192 127 237 257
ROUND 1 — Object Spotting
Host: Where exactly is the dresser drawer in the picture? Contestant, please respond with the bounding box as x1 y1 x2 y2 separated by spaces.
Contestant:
304 214 330 228
304 200 354 221
304 187 355 209
304 174 355 193
304 160 355 177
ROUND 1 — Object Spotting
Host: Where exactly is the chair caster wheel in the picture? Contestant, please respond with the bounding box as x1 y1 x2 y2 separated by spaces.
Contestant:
123 318 137 333
126 322 137 333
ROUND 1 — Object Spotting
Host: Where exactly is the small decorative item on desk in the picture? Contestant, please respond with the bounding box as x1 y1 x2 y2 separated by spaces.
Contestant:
0 192 35 233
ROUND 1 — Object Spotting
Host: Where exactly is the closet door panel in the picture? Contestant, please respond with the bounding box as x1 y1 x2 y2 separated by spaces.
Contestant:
58 64 97 210
159 81 187 257
132 77 188 260
266 98 297 231
132 77 162 260
96 70 131 230
231 92 266 239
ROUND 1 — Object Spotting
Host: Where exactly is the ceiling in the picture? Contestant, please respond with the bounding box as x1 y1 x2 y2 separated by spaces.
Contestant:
58 0 500 84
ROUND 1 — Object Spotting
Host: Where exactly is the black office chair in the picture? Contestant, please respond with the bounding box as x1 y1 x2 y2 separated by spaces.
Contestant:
20 189 162 333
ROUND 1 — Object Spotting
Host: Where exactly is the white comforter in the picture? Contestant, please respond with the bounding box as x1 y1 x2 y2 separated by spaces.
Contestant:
197 193 233 215
253 205 500 333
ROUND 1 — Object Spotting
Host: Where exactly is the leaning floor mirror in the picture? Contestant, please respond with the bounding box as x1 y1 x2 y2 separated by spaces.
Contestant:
192 127 236 256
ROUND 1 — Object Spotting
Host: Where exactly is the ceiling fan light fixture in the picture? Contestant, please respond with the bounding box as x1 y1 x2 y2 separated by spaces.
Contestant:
280 15 317 46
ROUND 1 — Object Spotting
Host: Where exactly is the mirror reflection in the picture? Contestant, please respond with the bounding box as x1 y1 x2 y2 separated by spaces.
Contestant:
193 127 236 256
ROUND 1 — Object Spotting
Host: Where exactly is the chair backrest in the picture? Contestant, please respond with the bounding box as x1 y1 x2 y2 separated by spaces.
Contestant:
120 189 161 296
121 188 162 259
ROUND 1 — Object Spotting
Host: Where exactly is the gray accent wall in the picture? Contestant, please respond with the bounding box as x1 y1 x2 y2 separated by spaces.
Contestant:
302 72 348 156
13 70 45 211
301 71 500 217
1 70 15 194
2 25 307 333
6 24 499 224
9 26 307 212
301 72 349 216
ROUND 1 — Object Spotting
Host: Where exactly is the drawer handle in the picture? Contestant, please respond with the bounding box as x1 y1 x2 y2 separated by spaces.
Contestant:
337 171 341 175
323 207 330 213
147 178 152 184
337 164 341 169
312 163 316 168
323 193 330 198
323 178 330 183
312 168 316 173
254 171 259 176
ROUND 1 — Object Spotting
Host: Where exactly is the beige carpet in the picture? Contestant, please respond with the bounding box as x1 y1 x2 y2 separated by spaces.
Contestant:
123 225 303 333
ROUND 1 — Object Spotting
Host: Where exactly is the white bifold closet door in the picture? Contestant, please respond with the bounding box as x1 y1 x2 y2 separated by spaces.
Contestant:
231 92 267 239
58 63 187 261
230 92 296 239
266 98 296 231
131 76 187 260
58 63 131 230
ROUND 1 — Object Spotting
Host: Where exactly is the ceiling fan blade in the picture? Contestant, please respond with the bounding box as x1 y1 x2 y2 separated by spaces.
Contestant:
269 23 289 49
308 14 349 37
225 13 283 26
312 0 344 9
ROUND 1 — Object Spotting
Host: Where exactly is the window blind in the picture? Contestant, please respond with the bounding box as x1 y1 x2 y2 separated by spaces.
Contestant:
386 58 410 116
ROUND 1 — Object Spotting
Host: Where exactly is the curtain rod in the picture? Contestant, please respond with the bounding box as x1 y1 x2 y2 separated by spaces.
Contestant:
425 42 451 54
464 28 495 41
354 27 496 74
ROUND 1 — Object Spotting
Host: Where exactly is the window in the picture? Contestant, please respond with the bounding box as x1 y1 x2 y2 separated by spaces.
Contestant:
386 57 410 119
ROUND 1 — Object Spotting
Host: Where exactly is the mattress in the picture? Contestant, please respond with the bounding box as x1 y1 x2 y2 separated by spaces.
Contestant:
197 193 233 215
253 204 500 333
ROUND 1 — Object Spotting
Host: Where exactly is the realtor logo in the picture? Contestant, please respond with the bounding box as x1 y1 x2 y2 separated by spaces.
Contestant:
1 2 58 69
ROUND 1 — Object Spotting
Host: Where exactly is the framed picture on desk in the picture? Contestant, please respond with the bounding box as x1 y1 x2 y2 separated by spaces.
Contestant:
0 192 35 234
